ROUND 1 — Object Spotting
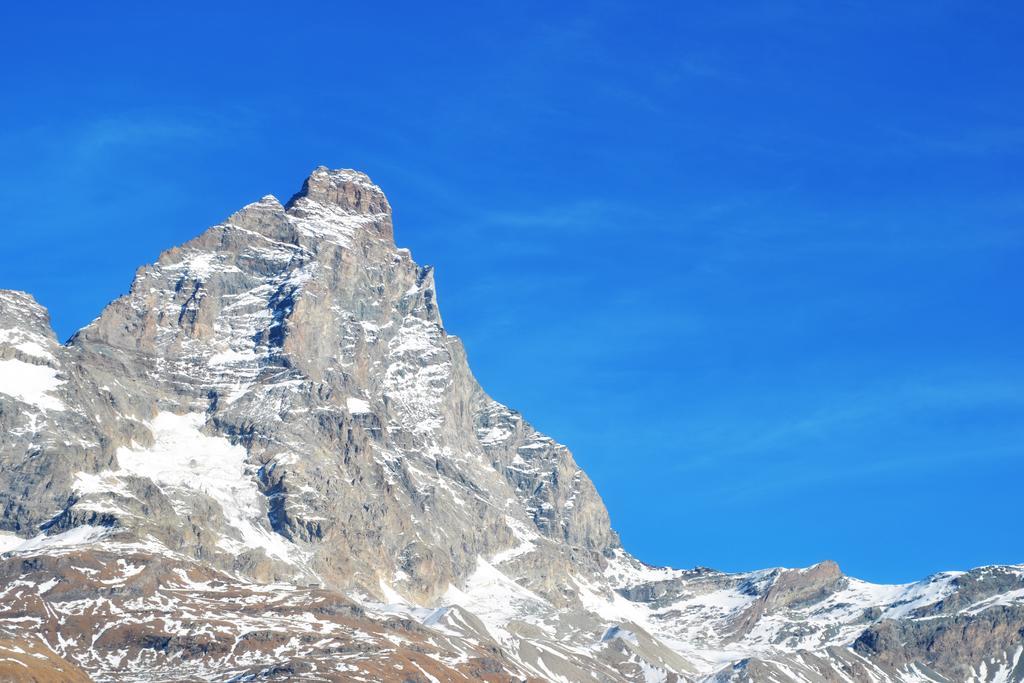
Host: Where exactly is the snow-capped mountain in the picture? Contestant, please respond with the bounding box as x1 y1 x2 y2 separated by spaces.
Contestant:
1 167 1021 682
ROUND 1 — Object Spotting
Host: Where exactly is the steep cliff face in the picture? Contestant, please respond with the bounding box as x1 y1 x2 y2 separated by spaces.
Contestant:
0 291 114 534
0 168 1020 682
3 167 616 602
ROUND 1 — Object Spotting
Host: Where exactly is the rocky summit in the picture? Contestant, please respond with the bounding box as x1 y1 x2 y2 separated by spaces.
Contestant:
0 167 1021 682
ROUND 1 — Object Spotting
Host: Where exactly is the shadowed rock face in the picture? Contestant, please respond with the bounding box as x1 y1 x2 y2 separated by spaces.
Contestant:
853 567 1024 680
0 168 1020 682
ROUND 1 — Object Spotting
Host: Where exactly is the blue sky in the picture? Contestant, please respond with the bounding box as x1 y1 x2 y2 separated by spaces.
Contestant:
1 2 1021 583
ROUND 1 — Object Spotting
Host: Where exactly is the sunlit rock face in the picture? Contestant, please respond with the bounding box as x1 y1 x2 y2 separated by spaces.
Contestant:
0 168 1020 682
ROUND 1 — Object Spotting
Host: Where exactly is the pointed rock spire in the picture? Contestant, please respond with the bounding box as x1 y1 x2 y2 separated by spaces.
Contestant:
285 166 391 216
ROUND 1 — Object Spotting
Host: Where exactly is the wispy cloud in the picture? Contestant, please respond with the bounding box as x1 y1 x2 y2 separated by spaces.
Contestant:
667 373 1024 501
882 124 1024 158
70 114 211 161
476 200 647 233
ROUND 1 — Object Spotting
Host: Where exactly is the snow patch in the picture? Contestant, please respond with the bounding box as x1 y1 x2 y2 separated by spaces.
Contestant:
0 526 109 554
0 329 55 361
441 557 549 644
0 359 65 411
74 412 303 567
346 397 372 414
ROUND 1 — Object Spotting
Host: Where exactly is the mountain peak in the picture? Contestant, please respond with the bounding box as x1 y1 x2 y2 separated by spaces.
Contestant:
0 289 55 340
0 289 43 308
285 166 390 216
1 171 1021 683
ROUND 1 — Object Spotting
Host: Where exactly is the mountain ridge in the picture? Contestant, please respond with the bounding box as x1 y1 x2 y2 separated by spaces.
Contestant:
0 167 1020 682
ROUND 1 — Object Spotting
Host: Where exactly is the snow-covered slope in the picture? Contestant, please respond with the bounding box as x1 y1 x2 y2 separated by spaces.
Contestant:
0 168 1020 682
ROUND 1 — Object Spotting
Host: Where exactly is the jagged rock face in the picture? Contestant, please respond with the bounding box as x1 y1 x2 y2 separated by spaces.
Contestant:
3 166 616 601
0 168 1021 682
852 566 1024 681
0 291 115 534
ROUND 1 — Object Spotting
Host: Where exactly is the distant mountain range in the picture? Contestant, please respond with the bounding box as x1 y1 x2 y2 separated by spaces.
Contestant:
1 167 1020 682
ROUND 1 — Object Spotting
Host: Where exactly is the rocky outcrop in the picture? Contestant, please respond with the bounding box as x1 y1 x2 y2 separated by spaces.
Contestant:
0 291 115 537
855 604 1024 681
727 560 849 639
